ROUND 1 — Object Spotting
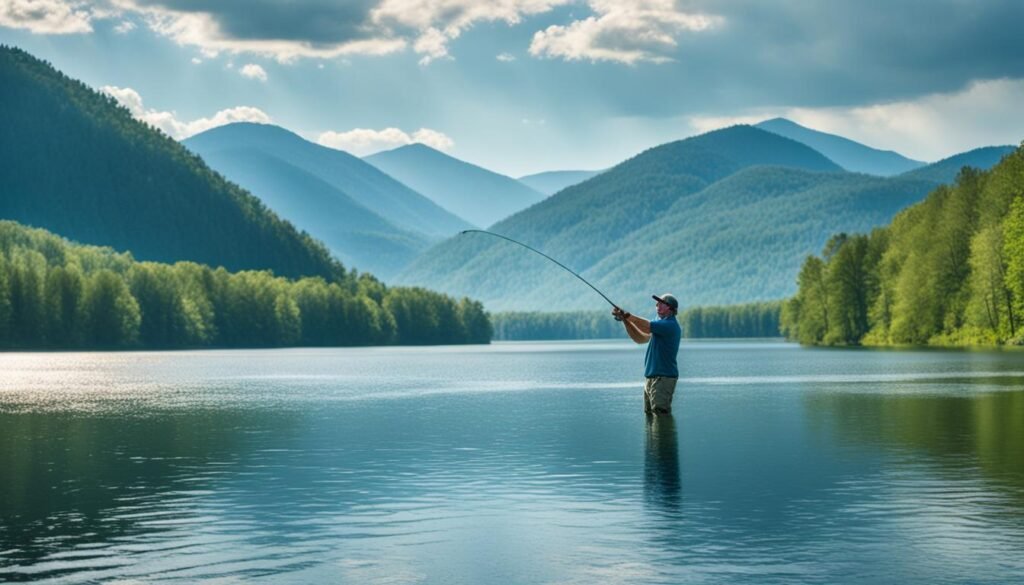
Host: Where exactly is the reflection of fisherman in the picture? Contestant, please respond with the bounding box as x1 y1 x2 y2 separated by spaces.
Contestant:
612 294 682 415
644 414 681 511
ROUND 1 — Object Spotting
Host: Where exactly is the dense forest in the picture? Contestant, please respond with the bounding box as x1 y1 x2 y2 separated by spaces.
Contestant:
492 301 781 340
0 221 491 349
0 45 342 280
781 144 1024 346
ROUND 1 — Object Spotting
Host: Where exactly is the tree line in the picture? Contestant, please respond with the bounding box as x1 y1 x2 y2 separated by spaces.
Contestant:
491 301 781 341
781 144 1024 346
0 221 491 349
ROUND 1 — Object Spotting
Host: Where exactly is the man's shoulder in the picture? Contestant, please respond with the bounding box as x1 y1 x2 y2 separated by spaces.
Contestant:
651 316 681 333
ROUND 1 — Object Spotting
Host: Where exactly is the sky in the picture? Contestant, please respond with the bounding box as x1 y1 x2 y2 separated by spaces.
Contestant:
2 0 1023 177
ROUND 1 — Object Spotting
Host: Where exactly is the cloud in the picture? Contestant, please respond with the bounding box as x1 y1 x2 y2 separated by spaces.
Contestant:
412 27 449 65
529 0 722 64
688 78 1024 161
97 0 569 64
371 0 571 64
497 52 516 62
101 85 272 139
113 19 135 33
239 63 268 81
317 127 454 156
115 0 405 63
0 0 94 34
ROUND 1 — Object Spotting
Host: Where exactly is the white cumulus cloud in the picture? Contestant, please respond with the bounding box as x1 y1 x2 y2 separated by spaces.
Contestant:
239 63 268 81
688 78 1024 162
371 0 571 64
108 0 569 64
530 0 722 64
101 85 272 139
412 26 450 65
0 0 94 34
317 127 454 156
497 52 516 62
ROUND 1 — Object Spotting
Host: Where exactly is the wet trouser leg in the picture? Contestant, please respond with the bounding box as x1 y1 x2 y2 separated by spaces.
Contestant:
644 376 677 415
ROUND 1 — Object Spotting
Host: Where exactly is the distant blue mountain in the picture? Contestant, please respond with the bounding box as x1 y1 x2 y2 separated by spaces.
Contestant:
756 118 925 176
517 170 602 196
183 146 429 278
186 124 469 238
365 144 547 228
185 123 471 278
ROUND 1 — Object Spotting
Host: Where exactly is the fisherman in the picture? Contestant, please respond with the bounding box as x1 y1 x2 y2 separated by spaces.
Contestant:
612 294 682 415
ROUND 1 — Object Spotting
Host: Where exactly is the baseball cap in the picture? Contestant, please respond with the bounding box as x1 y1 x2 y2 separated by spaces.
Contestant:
652 293 678 311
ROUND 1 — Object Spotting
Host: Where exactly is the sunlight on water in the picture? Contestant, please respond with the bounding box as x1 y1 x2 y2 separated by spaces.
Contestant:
2 340 1023 584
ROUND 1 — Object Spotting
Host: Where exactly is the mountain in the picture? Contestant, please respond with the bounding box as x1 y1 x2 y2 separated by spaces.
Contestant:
588 168 937 307
186 124 470 240
517 170 602 196
184 126 436 278
364 144 547 227
0 46 341 280
898 145 1015 184
396 125 849 310
756 118 925 176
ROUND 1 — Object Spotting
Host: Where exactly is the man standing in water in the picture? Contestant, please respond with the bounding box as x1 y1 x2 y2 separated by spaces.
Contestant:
613 294 681 415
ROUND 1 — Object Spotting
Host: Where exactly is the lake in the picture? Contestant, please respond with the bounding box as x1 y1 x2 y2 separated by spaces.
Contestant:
2 340 1023 584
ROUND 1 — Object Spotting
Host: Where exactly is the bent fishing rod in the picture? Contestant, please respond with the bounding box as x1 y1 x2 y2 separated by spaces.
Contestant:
459 229 622 312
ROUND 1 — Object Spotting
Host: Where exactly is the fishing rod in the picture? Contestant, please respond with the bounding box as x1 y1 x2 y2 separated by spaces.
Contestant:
459 229 622 312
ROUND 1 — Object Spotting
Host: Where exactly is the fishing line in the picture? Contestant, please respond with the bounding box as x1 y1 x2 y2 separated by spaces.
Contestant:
459 229 621 310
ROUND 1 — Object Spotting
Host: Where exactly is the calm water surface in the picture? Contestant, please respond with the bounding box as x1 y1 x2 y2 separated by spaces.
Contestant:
1 340 1023 584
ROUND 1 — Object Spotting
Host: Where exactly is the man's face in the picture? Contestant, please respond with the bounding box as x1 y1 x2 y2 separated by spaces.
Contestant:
656 301 672 318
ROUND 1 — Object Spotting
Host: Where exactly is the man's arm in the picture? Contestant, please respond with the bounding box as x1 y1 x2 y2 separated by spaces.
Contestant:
613 308 651 344
625 314 651 335
623 317 650 344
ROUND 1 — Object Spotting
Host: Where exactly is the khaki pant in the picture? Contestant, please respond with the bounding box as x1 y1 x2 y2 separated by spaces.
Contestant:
644 376 677 415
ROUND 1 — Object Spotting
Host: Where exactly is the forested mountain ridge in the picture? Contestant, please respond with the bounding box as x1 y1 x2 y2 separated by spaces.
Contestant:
586 167 939 307
395 125 856 310
782 144 1024 347
181 137 430 279
0 46 342 281
756 117 925 176
185 123 470 238
364 143 547 228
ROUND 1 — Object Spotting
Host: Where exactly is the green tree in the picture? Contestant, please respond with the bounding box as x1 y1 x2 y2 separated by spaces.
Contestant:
0 255 12 346
44 264 85 347
81 269 141 347
824 234 870 344
458 298 493 343
274 293 301 346
966 224 1015 341
784 255 830 344
130 263 185 347
1004 195 1024 343
8 249 47 347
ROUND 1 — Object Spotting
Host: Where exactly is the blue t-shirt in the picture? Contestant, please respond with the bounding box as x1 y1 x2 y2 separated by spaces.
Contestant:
644 315 681 378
